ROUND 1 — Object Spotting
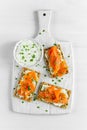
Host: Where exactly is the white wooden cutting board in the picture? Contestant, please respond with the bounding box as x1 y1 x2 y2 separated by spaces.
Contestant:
11 10 74 115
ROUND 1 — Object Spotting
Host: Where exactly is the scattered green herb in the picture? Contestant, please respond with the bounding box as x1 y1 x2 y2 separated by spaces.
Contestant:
43 66 46 68
33 93 37 101
30 59 33 62
16 65 19 67
22 56 25 59
42 29 45 32
37 106 40 108
32 43 35 48
68 55 70 58
23 45 25 48
58 79 61 82
40 48 42 51
54 82 57 85
54 43 57 46
44 74 47 77
15 78 17 80
13 88 15 90
32 54 35 58
42 44 45 47
52 79 54 82
24 59 27 62
22 101 24 103
28 86 31 90
39 32 41 35
45 109 48 112
61 78 63 80
19 52 24 55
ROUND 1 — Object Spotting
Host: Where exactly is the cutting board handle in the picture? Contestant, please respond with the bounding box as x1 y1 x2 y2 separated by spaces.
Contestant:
37 10 52 34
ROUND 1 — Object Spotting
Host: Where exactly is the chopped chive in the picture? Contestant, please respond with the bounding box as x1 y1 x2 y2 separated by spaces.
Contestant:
37 106 40 108
61 78 63 80
22 56 25 59
19 52 24 55
22 101 24 103
52 79 54 82
34 93 37 95
43 66 46 68
16 65 19 67
33 97 37 101
54 82 57 84
32 43 35 48
45 109 48 112
15 78 17 80
58 79 61 82
24 59 27 62
26 45 28 47
54 43 57 46
68 55 70 58
32 54 35 58
44 74 47 77
42 29 45 32
42 44 45 47
13 88 15 89
23 45 25 48
40 48 42 51
30 59 33 62
39 32 41 35
28 86 31 90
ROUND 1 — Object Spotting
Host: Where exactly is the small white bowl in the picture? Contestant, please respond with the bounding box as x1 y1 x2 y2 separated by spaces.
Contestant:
13 39 43 67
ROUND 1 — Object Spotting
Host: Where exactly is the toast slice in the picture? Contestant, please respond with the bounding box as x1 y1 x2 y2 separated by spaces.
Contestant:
44 45 68 77
14 67 40 102
37 82 71 108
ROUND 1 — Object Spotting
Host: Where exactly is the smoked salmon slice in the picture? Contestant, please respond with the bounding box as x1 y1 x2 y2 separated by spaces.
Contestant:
14 68 40 102
37 82 71 108
44 44 68 77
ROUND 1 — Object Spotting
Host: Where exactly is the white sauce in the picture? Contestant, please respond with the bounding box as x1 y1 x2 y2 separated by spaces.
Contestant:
15 40 42 67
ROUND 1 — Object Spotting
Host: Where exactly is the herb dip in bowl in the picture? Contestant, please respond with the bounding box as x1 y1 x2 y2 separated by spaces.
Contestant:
14 40 43 67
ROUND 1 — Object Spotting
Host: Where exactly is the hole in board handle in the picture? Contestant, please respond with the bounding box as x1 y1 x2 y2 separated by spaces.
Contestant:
43 13 46 16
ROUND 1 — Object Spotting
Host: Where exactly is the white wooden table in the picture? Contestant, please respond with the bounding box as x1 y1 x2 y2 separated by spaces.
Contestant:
0 0 87 130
